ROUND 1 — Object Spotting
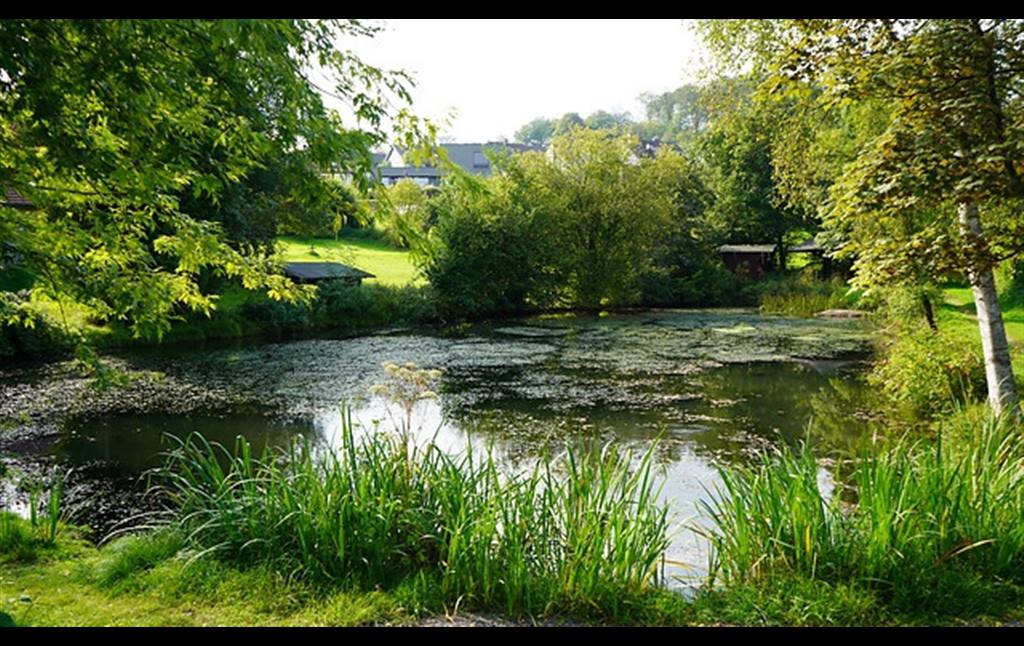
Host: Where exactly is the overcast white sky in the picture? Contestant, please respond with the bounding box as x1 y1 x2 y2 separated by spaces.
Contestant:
336 19 705 143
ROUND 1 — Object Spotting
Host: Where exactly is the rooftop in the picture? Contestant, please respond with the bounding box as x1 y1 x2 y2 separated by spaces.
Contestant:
718 244 777 254
283 262 375 282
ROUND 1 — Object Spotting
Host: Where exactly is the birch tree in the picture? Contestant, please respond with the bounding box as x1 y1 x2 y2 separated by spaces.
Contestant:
700 19 1024 415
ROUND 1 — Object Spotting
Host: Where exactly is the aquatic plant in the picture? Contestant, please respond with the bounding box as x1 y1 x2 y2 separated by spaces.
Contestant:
367 361 443 443
701 408 1024 614
155 410 671 619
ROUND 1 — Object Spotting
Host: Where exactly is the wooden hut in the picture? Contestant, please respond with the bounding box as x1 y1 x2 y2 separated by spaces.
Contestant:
718 244 777 279
283 262 374 286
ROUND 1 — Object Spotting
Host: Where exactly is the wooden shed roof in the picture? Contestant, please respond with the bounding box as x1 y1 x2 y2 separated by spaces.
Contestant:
283 262 375 282
789 238 822 253
718 244 777 254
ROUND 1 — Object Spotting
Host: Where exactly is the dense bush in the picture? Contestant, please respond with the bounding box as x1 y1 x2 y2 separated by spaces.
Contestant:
238 282 437 336
867 327 986 419
420 174 567 318
315 282 437 330
0 319 71 360
275 179 369 238
422 130 733 317
638 264 740 307
755 272 854 317
376 179 434 248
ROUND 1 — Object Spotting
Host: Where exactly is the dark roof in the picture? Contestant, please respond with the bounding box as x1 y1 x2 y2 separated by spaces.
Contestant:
719 244 777 254
441 142 542 176
2 187 34 209
381 142 545 179
379 166 441 180
789 238 822 253
283 262 374 282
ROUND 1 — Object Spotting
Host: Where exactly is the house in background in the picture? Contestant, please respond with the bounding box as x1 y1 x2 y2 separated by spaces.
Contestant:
376 142 544 187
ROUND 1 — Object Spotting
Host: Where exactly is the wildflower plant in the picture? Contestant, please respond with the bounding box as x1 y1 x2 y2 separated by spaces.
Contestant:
367 361 444 444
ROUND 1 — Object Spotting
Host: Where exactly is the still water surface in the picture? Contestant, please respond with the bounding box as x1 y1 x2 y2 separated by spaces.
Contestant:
42 309 875 586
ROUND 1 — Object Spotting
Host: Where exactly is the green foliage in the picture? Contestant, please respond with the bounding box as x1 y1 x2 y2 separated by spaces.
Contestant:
238 282 436 336
315 282 437 331
0 304 73 359
702 409 1024 616
513 117 557 146
525 129 678 308
0 470 69 563
697 79 810 263
0 19 433 343
637 84 709 148
275 179 369 239
153 410 671 620
583 110 633 131
92 530 188 592
420 173 567 318
422 129 734 316
554 112 585 135
757 274 853 317
378 179 431 248
868 328 986 419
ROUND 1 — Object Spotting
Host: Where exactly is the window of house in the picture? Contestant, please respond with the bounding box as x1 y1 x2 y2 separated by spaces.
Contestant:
473 151 488 168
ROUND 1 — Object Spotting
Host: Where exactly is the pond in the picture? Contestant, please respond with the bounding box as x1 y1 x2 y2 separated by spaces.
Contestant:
0 308 876 588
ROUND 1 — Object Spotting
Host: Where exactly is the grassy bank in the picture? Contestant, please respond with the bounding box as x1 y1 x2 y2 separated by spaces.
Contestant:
938 282 1024 376
6 403 1024 625
1 518 405 626
1 403 688 626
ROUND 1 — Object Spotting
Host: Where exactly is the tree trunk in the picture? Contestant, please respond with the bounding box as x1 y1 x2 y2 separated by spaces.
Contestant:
958 200 1018 415
921 293 938 332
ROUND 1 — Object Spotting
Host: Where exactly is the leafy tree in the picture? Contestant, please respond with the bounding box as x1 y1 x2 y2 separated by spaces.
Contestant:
513 117 556 146
700 19 1024 414
554 112 585 136
276 178 366 239
638 150 733 305
638 84 709 147
514 129 676 308
583 110 633 131
379 179 431 248
419 172 566 318
0 19 431 342
697 80 809 269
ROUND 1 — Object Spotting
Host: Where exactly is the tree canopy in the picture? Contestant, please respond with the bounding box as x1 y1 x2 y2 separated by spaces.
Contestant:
698 18 1024 413
0 19 432 341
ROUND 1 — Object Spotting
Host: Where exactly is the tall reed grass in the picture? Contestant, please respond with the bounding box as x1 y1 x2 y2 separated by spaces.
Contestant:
1 470 67 562
701 410 1024 611
154 410 671 619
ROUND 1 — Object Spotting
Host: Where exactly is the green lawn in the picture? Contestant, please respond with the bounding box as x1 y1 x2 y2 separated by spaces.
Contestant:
0 531 404 627
277 235 422 287
939 280 1024 375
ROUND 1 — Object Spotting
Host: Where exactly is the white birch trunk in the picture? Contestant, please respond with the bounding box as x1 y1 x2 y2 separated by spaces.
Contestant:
958 200 1018 416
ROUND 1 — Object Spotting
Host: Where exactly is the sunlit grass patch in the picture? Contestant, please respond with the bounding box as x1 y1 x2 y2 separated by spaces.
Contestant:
277 234 422 287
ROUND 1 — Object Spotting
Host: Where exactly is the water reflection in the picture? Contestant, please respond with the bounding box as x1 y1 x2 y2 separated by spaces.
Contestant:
42 309 873 586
